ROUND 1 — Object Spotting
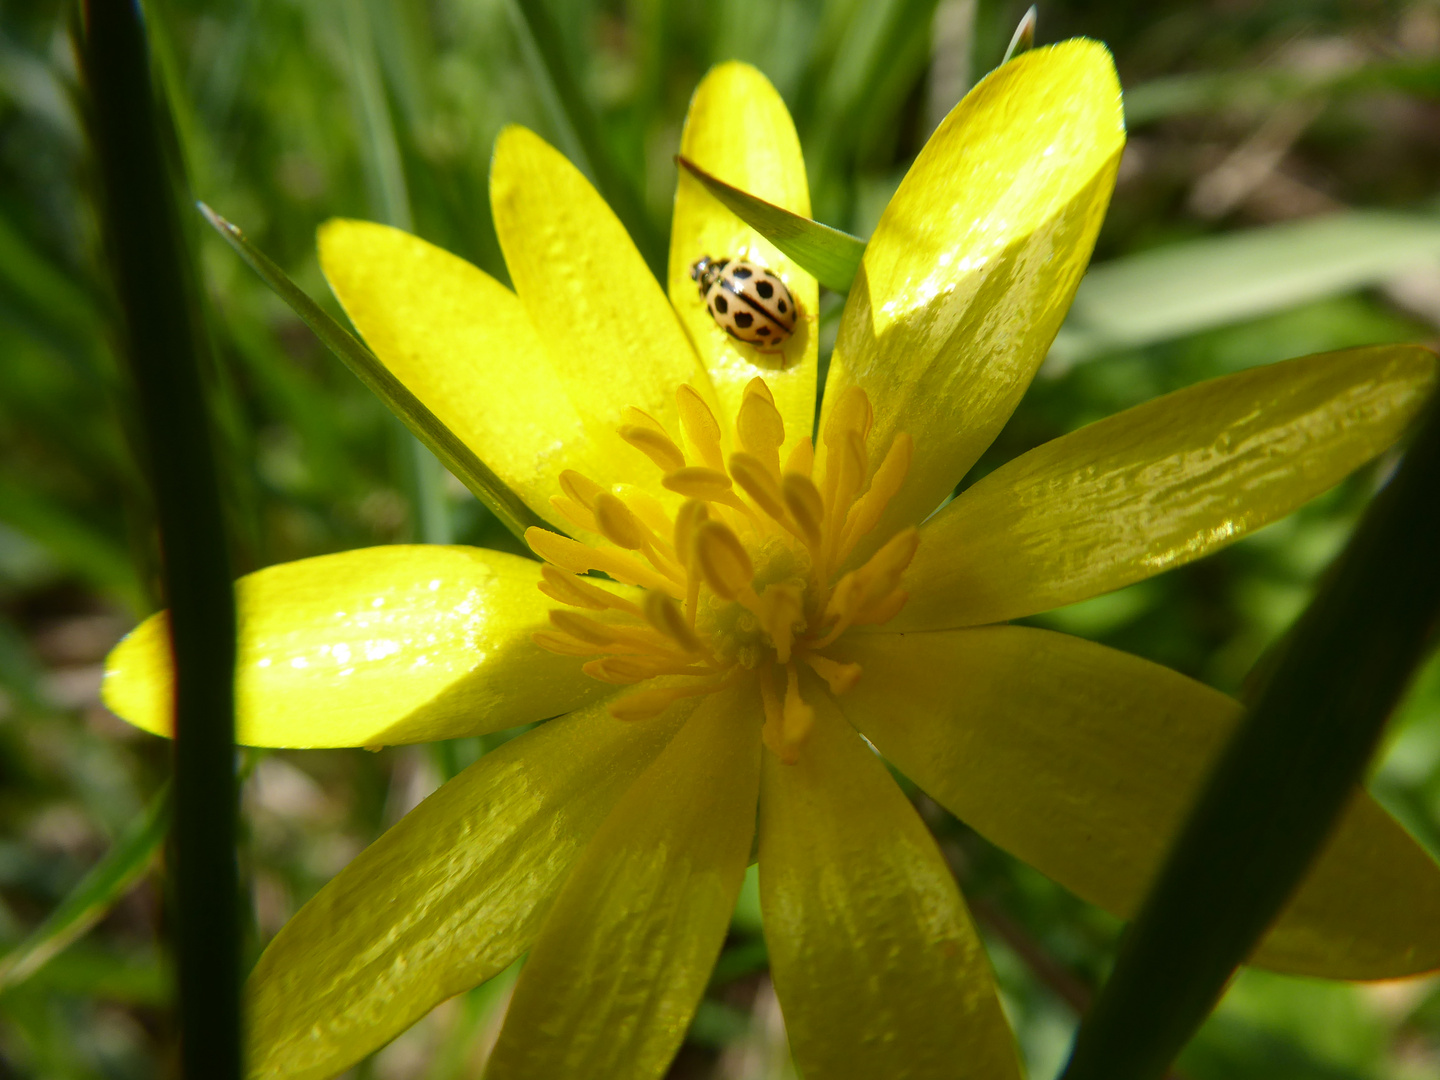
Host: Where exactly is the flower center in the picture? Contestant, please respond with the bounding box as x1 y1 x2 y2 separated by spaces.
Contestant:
526 376 916 763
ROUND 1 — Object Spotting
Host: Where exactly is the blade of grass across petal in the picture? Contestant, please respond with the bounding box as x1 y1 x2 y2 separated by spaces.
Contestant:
759 683 1021 1080
0 787 168 991
897 345 1440 631
486 681 761 1080
491 127 720 493
670 64 820 447
246 699 691 1080
317 218 601 535
832 626 1440 979
200 206 543 542
103 546 616 748
674 155 862 294
821 40 1124 565
1061 379 1440 1080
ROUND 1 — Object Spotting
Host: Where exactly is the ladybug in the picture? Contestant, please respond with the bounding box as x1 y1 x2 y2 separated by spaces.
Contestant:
690 256 797 353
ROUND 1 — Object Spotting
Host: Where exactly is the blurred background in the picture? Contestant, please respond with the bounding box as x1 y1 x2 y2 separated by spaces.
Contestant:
4 0 1440 1076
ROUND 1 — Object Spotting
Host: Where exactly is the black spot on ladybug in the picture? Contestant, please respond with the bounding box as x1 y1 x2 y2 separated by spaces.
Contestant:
715 295 728 315
732 266 752 278
778 300 787 313
734 311 754 329
757 326 771 335
756 280 774 299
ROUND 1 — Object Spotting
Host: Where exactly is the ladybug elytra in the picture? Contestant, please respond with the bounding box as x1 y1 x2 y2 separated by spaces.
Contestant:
690 256 797 353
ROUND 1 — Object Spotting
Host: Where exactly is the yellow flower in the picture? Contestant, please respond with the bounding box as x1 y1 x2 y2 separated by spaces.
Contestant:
104 41 1440 1080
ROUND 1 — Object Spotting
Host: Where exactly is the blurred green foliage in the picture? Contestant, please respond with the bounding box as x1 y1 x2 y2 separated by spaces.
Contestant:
2 0 1440 1077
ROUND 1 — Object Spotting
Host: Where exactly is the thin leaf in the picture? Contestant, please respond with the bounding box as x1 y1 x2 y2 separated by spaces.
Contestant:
0 789 170 991
675 154 866 292
1002 6 1037 65
1060 377 1440 1080
198 204 545 543
1050 210 1440 369
81 4 241 1076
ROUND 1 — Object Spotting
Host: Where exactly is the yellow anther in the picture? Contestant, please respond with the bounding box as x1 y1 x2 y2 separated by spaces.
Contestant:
781 473 825 549
663 466 733 500
614 485 675 540
694 520 754 600
609 680 723 722
593 492 647 550
729 452 789 524
583 657 652 684
854 587 909 626
823 385 873 448
540 565 608 611
803 653 863 695
776 663 816 764
756 583 804 663
549 494 597 533
548 609 618 646
622 406 670 436
620 424 686 473
527 528 683 597
531 631 601 656
839 432 913 563
676 384 724 471
860 527 920 598
737 378 785 474
643 591 704 654
824 430 868 570
559 470 606 509
673 499 709 562
784 436 814 478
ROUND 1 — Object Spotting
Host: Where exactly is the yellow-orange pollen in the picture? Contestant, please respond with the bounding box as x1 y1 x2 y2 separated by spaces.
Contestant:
526 376 916 765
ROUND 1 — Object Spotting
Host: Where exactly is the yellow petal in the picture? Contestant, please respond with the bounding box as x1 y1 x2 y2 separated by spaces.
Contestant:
246 698 690 1080
486 680 761 1080
318 218 596 533
898 345 1439 630
491 126 719 490
669 62 818 449
102 546 614 748
821 39 1124 562
832 627 1440 978
759 683 1021 1080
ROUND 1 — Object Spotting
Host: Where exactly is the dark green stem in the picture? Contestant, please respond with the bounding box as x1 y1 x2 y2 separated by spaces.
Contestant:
81 2 240 1077
1061 378 1440 1080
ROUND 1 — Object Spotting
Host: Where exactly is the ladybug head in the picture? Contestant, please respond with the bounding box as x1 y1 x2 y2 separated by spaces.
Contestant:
689 255 725 296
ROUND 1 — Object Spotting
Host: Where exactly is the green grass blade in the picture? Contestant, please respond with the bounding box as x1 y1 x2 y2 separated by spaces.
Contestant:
80 3 240 1074
198 204 545 543
676 155 866 292
507 0 664 276
1001 6 1037 65
1052 211 1440 367
0 789 169 992
1059 376 1440 1080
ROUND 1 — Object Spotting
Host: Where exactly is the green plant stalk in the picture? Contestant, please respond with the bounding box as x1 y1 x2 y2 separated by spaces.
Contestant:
0 788 170 990
1060 377 1440 1080
81 2 240 1077
199 205 544 542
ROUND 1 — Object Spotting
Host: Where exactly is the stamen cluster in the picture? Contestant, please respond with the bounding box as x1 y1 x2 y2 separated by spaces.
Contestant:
527 376 916 763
